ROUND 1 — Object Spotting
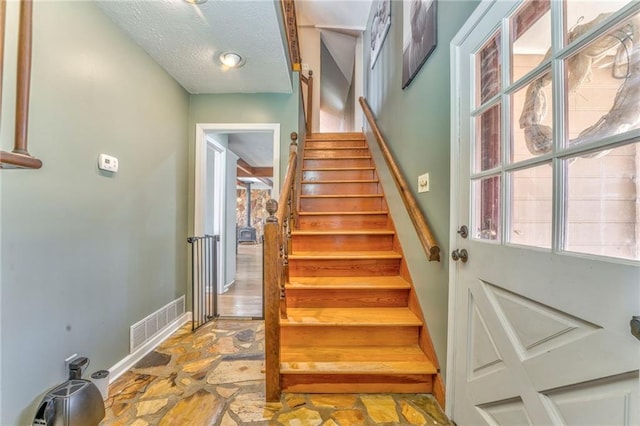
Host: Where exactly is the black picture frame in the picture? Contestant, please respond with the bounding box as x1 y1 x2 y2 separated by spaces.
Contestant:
402 0 437 89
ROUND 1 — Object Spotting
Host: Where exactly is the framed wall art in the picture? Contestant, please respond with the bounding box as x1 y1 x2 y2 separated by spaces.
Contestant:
402 0 437 89
370 0 391 69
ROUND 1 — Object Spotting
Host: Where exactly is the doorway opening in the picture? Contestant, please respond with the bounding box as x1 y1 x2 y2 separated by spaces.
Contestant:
194 123 280 320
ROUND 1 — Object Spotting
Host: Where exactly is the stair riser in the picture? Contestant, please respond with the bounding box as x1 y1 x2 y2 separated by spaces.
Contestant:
298 214 389 231
304 158 372 168
303 169 376 181
289 258 400 277
300 197 386 212
301 182 381 196
281 374 433 394
286 289 409 308
305 141 366 149
281 325 419 346
305 148 370 157
292 234 394 251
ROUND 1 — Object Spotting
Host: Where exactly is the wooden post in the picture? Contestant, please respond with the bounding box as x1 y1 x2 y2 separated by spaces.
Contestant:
264 199 281 402
290 132 299 227
0 0 6 122
14 0 32 155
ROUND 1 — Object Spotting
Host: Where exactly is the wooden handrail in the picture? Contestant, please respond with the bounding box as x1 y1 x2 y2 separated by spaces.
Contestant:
359 97 441 262
0 0 42 169
280 0 301 70
264 133 299 402
300 70 313 135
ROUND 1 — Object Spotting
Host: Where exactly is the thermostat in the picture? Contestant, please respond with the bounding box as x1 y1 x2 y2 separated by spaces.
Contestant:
98 153 119 172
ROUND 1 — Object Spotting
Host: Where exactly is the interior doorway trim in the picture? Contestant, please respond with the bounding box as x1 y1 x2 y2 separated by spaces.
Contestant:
194 122 281 237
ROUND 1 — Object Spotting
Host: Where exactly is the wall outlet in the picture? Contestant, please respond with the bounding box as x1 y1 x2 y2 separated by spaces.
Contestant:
418 173 430 193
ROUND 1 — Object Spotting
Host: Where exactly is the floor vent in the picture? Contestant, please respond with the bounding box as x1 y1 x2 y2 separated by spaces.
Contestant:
130 296 186 353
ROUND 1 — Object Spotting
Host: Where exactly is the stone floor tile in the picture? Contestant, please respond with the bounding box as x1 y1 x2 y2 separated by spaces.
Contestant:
135 398 168 416
309 394 357 408
400 400 427 426
216 385 239 399
361 395 399 423
229 391 280 423
284 394 307 409
331 409 367 426
277 407 323 426
158 389 224 426
206 360 264 384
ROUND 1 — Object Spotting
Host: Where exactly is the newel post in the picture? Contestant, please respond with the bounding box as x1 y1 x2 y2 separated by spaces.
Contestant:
264 199 281 402
307 70 313 135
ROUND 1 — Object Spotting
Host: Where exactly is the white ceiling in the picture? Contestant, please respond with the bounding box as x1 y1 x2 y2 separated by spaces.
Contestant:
228 133 273 168
97 0 293 94
297 0 373 30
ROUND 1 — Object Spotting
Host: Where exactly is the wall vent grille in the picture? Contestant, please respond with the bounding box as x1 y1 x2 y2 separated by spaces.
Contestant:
129 295 186 353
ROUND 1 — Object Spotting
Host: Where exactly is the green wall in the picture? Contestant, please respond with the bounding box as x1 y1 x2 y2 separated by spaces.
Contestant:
188 86 300 235
363 0 479 379
0 2 189 424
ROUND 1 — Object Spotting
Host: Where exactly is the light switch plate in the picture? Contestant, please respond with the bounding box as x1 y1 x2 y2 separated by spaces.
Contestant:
418 173 429 193
98 153 119 172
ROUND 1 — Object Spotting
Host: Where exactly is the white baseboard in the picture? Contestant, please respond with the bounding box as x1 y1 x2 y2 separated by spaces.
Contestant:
109 312 192 383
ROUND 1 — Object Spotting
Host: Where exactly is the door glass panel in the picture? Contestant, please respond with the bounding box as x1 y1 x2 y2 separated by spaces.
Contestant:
565 9 639 149
476 103 502 171
512 68 553 162
511 0 551 82
564 142 639 261
477 32 502 106
509 163 552 249
565 1 634 47
473 175 501 241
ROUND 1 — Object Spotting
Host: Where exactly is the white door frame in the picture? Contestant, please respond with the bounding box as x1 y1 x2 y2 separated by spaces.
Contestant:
194 123 281 293
446 2 495 416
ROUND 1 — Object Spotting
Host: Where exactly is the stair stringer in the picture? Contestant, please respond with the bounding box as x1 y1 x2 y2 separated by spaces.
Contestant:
363 130 447 409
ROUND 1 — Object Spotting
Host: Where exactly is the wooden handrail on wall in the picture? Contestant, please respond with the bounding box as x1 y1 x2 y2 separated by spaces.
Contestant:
0 0 42 169
359 97 441 262
300 70 313 135
264 132 299 402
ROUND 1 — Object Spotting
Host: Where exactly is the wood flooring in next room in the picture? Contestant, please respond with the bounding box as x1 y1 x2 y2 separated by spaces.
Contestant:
218 242 263 318
100 319 454 425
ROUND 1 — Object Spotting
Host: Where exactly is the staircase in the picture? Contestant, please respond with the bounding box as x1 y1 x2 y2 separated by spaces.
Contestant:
280 132 438 394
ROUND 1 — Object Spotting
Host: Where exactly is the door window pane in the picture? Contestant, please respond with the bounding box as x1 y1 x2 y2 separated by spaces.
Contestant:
473 175 501 241
511 0 551 82
512 68 553 162
509 164 552 249
477 32 502 106
565 1 634 47
476 103 502 171
564 142 639 260
565 9 640 149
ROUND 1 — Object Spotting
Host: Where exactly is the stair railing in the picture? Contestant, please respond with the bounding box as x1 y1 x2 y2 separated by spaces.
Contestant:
300 70 313 135
0 0 42 169
359 97 441 262
280 0 313 136
264 132 299 401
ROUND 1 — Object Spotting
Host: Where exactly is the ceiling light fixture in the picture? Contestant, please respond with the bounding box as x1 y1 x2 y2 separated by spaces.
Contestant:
219 52 245 68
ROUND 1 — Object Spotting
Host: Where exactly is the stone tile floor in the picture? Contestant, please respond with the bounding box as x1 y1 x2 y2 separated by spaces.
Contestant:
100 319 453 426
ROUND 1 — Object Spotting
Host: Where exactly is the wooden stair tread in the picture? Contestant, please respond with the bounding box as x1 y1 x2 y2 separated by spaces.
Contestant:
281 346 436 374
305 155 371 159
287 276 411 289
289 251 402 259
300 194 383 199
302 167 375 171
292 230 394 236
281 307 421 326
307 133 365 141
297 211 388 216
305 147 367 151
301 179 379 184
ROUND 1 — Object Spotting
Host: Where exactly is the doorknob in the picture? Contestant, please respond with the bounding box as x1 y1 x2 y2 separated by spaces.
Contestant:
631 316 640 341
457 225 468 239
451 249 469 263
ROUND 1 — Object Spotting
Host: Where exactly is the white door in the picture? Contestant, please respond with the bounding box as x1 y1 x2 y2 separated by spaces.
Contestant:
449 1 640 424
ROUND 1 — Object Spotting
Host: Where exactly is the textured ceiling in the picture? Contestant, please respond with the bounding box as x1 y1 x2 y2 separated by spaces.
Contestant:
297 0 373 30
97 0 292 94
